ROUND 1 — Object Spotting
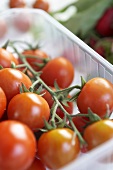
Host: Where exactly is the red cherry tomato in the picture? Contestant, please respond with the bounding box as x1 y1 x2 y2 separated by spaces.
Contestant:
9 0 26 8
7 92 50 130
41 88 73 119
20 49 49 71
0 87 7 118
0 19 7 39
77 77 113 118
0 48 19 68
83 119 113 150
0 68 32 102
27 158 46 170
37 128 80 169
14 13 31 32
40 57 74 88
33 0 49 12
72 115 88 133
0 120 36 170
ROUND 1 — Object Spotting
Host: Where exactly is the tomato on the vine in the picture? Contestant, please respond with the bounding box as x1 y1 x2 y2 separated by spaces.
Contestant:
33 0 49 12
37 128 80 169
41 88 73 119
0 19 7 39
0 87 7 118
40 57 74 88
9 0 26 8
27 158 46 170
77 77 113 118
0 68 32 102
0 48 19 68
0 120 36 170
83 119 113 150
72 115 88 134
7 92 50 130
21 49 49 71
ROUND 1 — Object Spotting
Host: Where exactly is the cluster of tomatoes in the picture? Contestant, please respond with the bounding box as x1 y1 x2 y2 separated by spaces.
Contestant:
0 40 113 170
9 0 49 12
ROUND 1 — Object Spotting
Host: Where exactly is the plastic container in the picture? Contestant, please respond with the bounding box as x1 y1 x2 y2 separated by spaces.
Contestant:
0 8 113 170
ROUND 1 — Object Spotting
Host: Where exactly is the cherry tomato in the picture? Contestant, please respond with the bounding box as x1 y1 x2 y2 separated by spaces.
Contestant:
83 119 113 150
0 68 32 102
14 13 31 32
0 19 7 39
77 77 113 118
40 57 74 88
0 87 7 118
9 0 26 8
41 88 73 119
27 158 46 170
37 128 80 169
20 49 49 71
7 92 50 130
0 48 19 68
72 115 88 133
0 120 36 170
33 0 49 12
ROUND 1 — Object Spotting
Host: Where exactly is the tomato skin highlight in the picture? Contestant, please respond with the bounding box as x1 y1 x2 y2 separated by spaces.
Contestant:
40 57 74 88
0 87 7 118
27 157 46 170
0 48 19 68
0 120 36 170
77 77 113 118
83 119 113 150
0 68 32 102
21 49 49 71
37 128 80 169
7 92 50 130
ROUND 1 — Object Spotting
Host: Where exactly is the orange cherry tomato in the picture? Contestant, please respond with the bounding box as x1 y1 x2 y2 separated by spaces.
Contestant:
0 120 36 170
20 49 49 71
0 48 19 68
9 0 26 8
40 57 74 89
83 119 113 150
7 92 50 130
37 128 80 169
0 87 7 118
77 77 113 118
0 68 32 102
33 0 49 12
27 157 46 170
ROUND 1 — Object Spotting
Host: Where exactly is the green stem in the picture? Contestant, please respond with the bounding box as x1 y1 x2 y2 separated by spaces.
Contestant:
16 64 27 68
50 102 59 128
69 118 86 146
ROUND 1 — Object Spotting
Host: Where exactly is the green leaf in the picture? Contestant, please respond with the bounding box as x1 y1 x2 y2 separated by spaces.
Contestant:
62 0 113 38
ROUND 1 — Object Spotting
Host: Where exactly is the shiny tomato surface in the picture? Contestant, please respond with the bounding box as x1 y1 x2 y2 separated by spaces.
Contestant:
37 128 80 169
40 57 74 88
84 119 113 150
0 120 36 170
0 68 32 102
7 92 50 130
77 77 113 118
0 87 7 118
0 48 19 68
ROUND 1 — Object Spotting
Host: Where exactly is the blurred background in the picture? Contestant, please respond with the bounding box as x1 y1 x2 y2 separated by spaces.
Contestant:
0 0 113 64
